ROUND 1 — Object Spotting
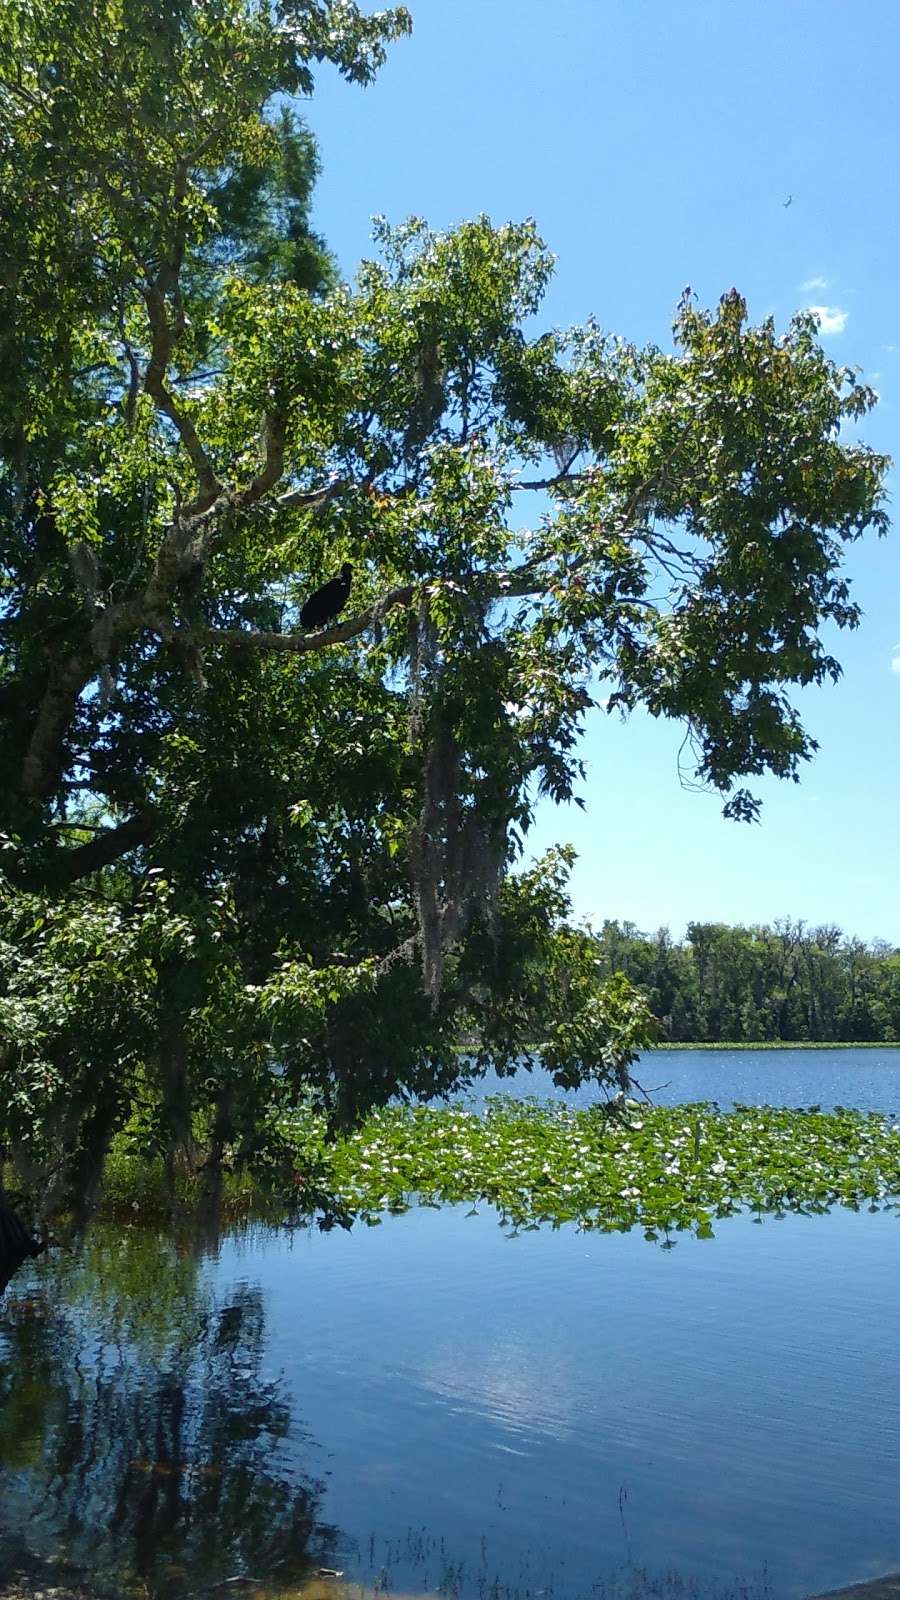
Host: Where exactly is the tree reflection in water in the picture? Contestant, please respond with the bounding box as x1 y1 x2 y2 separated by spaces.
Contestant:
0 1224 337 1598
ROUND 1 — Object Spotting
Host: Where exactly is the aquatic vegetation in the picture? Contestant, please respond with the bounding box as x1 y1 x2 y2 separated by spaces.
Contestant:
242 1548 776 1600
310 1098 900 1240
98 1095 900 1243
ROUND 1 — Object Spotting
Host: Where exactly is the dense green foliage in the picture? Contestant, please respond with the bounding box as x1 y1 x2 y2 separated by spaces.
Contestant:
593 920 900 1043
0 0 890 1229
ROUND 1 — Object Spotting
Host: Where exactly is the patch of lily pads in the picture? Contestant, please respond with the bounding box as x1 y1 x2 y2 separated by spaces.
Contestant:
282 1097 900 1243
101 1097 900 1245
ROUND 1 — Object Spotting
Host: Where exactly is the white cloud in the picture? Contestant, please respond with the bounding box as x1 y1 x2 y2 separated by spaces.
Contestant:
801 275 829 291
892 645 900 676
808 304 848 336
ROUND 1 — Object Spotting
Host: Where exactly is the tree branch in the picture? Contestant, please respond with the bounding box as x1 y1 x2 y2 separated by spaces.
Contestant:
141 160 222 515
510 470 592 492
193 583 417 655
118 298 141 429
19 457 657 804
143 278 222 514
236 412 286 509
60 812 154 881
21 650 95 801
187 481 656 662
375 934 419 976
276 477 352 510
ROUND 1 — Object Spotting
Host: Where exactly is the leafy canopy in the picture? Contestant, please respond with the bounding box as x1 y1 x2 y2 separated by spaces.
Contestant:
0 0 889 1222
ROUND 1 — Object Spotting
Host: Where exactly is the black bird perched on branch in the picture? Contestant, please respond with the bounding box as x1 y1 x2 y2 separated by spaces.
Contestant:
300 563 353 630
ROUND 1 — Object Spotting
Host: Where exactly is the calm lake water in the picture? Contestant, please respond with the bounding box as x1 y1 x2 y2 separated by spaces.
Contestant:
464 1044 900 1115
2 1047 900 1600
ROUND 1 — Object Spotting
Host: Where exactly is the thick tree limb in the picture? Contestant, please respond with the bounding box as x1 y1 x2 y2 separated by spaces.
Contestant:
21 158 305 800
195 583 416 655
510 470 592 492
21 649 94 800
143 280 222 515
190 558 558 660
20 458 655 804
60 812 154 881
141 161 222 515
21 597 148 801
237 412 287 509
182 504 654 661
276 477 352 510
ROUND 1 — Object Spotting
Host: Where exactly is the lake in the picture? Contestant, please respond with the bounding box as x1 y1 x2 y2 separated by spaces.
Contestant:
2 1047 900 1600
463 1044 900 1115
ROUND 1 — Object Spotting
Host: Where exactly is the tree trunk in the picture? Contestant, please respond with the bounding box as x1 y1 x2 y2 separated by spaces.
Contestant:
68 1094 120 1232
0 1197 45 1297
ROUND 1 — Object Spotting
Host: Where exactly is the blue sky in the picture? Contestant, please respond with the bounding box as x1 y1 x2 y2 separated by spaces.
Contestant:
304 0 899 943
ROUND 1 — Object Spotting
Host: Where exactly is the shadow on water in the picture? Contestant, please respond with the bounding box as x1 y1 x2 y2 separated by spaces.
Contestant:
0 1223 339 1599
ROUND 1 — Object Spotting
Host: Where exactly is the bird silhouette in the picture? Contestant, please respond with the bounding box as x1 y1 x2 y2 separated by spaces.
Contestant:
783 195 793 207
300 563 353 630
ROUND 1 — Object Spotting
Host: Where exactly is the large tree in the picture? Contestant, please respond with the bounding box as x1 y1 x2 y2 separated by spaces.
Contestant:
0 0 889 1248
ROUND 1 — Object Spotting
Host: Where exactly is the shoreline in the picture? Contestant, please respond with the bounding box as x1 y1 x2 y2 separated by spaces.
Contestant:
454 1040 900 1055
807 1576 900 1599
650 1040 900 1051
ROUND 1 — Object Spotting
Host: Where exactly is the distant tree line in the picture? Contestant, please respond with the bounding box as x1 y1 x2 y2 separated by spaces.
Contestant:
593 920 900 1043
